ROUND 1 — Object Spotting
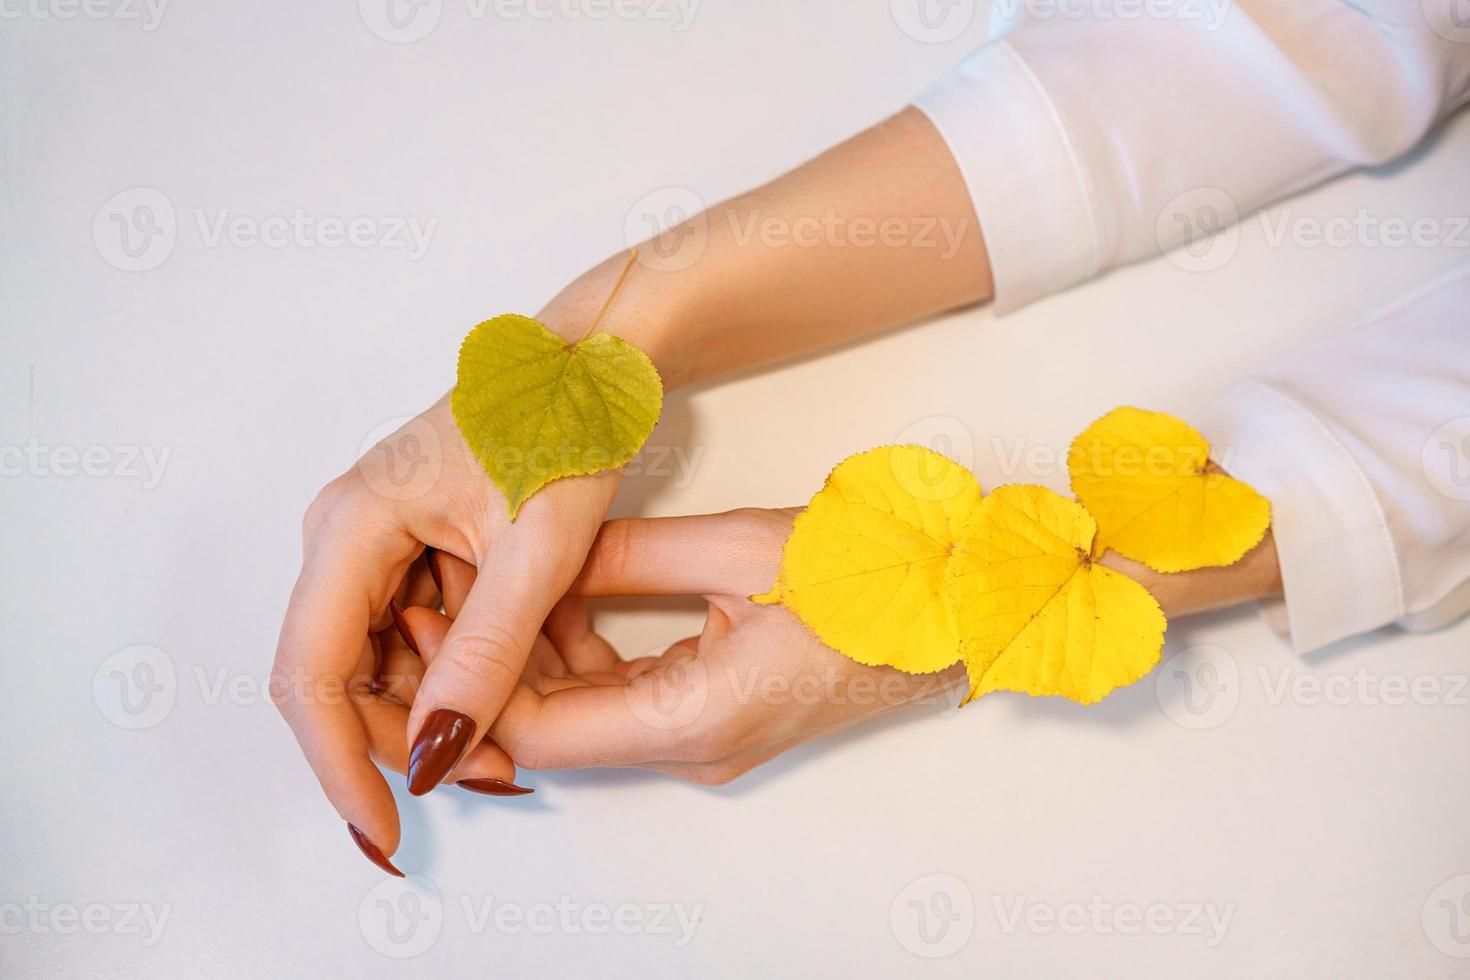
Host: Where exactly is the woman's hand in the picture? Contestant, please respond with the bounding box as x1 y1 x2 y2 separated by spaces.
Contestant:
272 380 620 871
275 106 998 868
392 510 967 786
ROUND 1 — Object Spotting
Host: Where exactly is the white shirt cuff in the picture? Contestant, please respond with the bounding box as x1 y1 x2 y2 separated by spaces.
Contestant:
911 40 1099 314
1194 381 1406 654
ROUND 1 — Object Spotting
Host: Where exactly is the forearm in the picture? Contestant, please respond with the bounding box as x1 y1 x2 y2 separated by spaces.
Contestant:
539 107 991 389
1103 533 1284 619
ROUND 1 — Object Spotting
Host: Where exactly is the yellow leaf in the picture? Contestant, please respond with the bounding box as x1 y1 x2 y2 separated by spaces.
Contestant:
1068 406 1270 573
451 314 663 520
753 445 982 674
945 484 1165 705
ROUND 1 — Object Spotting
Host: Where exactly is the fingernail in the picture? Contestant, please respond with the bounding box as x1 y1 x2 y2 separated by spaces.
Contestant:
348 824 405 877
457 778 534 797
425 547 443 594
389 599 419 656
407 709 476 796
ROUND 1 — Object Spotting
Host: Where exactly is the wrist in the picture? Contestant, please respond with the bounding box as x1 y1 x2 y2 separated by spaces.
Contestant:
538 250 696 390
1101 531 1283 617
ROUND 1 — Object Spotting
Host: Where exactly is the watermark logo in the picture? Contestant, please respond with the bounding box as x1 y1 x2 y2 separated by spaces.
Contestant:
360 875 444 958
625 186 708 272
625 652 709 731
990 0 1231 31
895 415 976 471
93 186 437 270
890 0 975 43
1423 416 1470 501
359 0 443 43
890 873 975 958
356 416 444 503
93 645 177 730
1424 0 1470 44
93 187 176 272
1156 187 1240 272
1423 874 1470 958
1155 644 1239 730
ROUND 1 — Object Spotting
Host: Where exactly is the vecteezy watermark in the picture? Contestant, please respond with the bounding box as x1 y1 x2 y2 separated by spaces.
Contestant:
1423 416 1470 502
1155 644 1240 731
1423 873 1470 959
0 439 171 488
988 433 1238 483
990 895 1234 947
889 875 1234 956
890 0 976 43
0 899 171 947
0 0 168 30
1257 209 1470 251
1423 0 1470 45
93 187 437 272
358 0 700 43
623 187 972 272
1158 186 1470 272
1257 666 1470 708
620 655 966 735
890 873 976 958
990 0 1231 30
93 645 178 730
1155 645 1470 729
726 209 971 260
358 876 703 958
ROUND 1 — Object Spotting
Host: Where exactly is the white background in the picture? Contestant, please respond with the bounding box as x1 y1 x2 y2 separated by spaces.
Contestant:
4 1 1470 976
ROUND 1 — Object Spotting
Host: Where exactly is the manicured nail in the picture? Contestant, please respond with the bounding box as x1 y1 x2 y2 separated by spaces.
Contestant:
457 778 534 797
425 547 443 594
407 709 476 796
388 599 419 656
348 824 405 877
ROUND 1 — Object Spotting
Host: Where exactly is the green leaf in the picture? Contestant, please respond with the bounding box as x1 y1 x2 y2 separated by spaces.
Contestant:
451 314 663 519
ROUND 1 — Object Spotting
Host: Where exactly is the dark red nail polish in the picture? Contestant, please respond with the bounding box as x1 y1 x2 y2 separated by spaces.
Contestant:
457 778 534 797
425 547 443 594
407 709 476 796
389 599 419 656
348 824 405 877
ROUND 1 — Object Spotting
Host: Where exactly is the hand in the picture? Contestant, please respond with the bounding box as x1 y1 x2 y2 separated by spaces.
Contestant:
271 390 619 872
442 509 965 785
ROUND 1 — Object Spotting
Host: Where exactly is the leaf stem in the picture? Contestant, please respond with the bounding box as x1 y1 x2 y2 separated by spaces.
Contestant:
578 247 639 343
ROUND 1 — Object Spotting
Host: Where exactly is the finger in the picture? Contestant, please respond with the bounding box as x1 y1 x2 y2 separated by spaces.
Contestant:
434 550 477 619
544 597 621 675
273 499 418 858
401 552 440 610
494 649 714 770
571 511 788 599
356 695 519 786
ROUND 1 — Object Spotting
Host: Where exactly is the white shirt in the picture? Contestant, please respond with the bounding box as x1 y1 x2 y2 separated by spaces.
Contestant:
912 0 1470 653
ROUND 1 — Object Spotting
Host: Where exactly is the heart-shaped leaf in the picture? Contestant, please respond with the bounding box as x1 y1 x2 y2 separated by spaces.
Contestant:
452 313 663 519
752 445 982 673
945 484 1166 705
1068 406 1270 572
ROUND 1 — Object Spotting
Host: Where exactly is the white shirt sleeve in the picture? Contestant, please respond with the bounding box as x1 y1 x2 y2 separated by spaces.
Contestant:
912 0 1470 312
1194 261 1470 653
912 3 1470 653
